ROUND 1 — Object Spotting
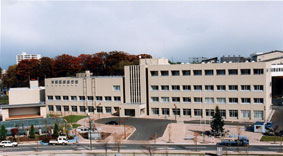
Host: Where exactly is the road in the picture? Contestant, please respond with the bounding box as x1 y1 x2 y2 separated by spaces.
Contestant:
95 117 176 140
0 143 282 153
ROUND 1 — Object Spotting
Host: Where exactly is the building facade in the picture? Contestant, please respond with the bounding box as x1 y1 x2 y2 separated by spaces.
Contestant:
16 52 41 64
45 51 283 122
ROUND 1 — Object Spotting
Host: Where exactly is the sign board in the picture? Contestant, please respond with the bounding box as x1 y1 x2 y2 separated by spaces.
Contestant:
217 147 222 156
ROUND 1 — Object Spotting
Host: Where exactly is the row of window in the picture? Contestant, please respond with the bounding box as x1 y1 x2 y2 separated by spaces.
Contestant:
47 95 121 102
151 108 264 119
48 105 111 113
51 80 78 85
151 97 264 104
150 69 264 76
151 85 264 92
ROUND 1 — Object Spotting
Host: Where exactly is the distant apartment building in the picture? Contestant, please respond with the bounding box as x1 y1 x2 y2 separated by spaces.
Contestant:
45 51 283 122
16 52 41 64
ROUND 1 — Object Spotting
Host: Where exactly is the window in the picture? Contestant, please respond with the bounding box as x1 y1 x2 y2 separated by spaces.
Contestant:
152 108 159 115
56 105 61 111
206 109 214 116
55 80 58 84
162 108 170 115
182 85 191 91
229 110 238 118
114 96 121 101
51 81 54 84
241 69 251 75
182 70 191 76
228 85 238 91
151 85 159 91
183 97 191 103
75 80 78 84
172 108 180 115
254 98 264 104
205 70 214 76
97 106 103 113
171 70 180 76
241 98 251 104
216 69 226 75
161 71 169 76
216 85 226 91
183 109 191 116
88 106 94 112
205 97 214 104
105 96 112 101
228 69 238 75
96 96 102 101
88 96 94 101
161 85 169 91
63 80 66 84
254 69 264 75
172 85 180 91
105 107 112 113
217 98 226 104
71 80 74 84
48 105 54 111
63 96 69 101
80 106 86 112
193 70 202 76
220 110 226 118
151 71 158 76
67 80 70 84
71 106 77 112
194 109 202 116
194 85 202 91
113 85 120 91
241 110 250 118
254 85 264 91
55 96 61 101
47 96 53 100
194 97 202 103
205 85 214 91
151 97 159 102
63 106 69 112
241 85 251 91
59 80 62 84
172 97 180 102
71 96 77 101
229 98 238 104
161 97 169 103
79 96 85 101
254 111 263 119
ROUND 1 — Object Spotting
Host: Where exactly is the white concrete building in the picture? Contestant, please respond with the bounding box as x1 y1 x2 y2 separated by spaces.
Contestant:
45 51 283 122
16 52 41 64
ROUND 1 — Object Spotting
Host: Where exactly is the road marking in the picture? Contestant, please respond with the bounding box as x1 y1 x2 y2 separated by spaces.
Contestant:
156 147 175 150
185 146 206 149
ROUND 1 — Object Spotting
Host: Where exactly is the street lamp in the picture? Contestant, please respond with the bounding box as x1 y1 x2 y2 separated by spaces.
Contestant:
87 113 92 151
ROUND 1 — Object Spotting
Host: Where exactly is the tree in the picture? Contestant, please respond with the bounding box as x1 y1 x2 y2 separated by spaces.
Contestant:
53 123 59 138
16 59 40 87
0 125 8 140
29 124 35 139
39 57 55 86
2 65 18 88
54 54 82 77
10 128 19 140
211 106 224 136
0 67 2 79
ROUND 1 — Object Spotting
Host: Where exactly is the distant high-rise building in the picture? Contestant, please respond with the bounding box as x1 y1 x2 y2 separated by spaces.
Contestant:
16 52 41 64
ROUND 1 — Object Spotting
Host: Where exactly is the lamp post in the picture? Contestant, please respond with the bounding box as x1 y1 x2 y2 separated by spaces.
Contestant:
87 113 92 151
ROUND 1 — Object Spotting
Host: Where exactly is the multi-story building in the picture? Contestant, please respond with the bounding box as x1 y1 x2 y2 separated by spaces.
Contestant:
16 52 41 64
45 51 283 122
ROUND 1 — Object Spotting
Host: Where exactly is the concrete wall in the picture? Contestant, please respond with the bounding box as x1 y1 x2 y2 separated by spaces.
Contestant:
9 88 45 105
257 51 283 62
9 107 40 116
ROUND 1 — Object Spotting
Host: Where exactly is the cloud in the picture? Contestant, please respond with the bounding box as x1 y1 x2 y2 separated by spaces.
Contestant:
1 1 283 68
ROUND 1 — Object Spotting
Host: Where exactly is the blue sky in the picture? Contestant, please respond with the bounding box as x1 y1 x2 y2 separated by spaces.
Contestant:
1 0 283 69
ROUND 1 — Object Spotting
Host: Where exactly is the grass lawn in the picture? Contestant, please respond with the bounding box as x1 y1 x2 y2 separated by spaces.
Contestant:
63 115 87 123
0 96 8 104
72 124 81 129
261 136 283 142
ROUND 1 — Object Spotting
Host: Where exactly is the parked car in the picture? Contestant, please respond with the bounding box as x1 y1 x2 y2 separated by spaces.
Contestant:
105 121 118 125
49 136 68 145
0 141 18 147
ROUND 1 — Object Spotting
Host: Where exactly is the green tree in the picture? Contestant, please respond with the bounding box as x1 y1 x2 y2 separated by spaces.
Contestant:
211 106 224 136
0 125 8 140
53 123 59 138
29 125 35 138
